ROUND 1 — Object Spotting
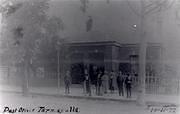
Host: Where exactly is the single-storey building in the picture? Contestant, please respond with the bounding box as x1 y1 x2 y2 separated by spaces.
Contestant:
62 41 162 84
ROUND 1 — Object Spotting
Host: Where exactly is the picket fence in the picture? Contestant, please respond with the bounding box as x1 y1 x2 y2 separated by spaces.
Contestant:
0 66 179 95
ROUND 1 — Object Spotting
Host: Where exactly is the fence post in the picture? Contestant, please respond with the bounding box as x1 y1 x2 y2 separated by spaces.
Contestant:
177 79 179 95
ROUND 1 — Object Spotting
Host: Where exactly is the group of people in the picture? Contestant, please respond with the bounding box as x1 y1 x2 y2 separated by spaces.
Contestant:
64 69 133 98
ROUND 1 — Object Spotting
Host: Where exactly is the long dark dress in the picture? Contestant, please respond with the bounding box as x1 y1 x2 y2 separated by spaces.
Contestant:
97 73 102 95
85 74 91 96
109 75 114 92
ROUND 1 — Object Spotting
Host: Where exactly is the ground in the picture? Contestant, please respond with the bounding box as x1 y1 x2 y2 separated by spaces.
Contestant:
0 92 179 114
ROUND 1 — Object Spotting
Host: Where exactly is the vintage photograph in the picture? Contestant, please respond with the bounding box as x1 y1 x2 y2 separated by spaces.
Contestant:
0 0 179 114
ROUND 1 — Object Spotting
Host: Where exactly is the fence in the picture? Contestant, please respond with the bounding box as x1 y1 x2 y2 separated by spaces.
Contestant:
0 66 9 77
0 66 179 95
0 66 58 87
131 76 180 95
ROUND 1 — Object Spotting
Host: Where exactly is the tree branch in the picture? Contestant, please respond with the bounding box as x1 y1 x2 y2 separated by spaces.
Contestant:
145 0 175 15
127 0 141 17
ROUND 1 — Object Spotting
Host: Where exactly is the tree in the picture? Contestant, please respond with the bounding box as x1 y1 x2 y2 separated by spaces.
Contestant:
175 0 180 26
35 16 65 90
1 0 67 95
0 0 23 19
0 0 50 96
127 0 174 105
79 0 94 33
86 16 93 32
80 0 89 13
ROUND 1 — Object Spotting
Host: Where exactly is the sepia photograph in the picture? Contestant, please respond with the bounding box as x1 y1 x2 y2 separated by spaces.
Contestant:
0 0 179 114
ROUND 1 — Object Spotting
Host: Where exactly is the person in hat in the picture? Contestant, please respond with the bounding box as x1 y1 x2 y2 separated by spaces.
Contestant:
85 69 91 96
125 74 132 98
64 70 71 94
117 71 124 96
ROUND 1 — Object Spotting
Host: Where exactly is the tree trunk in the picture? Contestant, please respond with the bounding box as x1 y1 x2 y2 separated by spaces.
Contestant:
57 49 60 90
137 41 146 105
22 60 29 96
136 0 146 106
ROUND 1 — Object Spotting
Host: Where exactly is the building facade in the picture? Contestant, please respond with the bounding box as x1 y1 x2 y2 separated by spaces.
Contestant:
63 41 162 84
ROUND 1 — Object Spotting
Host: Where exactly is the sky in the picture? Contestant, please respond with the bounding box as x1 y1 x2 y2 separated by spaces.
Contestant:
1 0 180 66
47 0 180 62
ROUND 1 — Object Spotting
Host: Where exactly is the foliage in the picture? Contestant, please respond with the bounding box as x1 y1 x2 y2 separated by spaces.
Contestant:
86 16 93 32
80 0 89 13
0 0 23 18
1 0 65 72
0 0 48 65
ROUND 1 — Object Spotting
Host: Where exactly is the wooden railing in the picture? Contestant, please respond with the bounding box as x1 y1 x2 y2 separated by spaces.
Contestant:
131 76 180 95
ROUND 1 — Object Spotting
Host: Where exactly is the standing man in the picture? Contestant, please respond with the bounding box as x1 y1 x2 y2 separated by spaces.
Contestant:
94 68 98 95
64 70 71 95
117 71 124 96
125 74 132 98
97 71 103 96
85 69 91 96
